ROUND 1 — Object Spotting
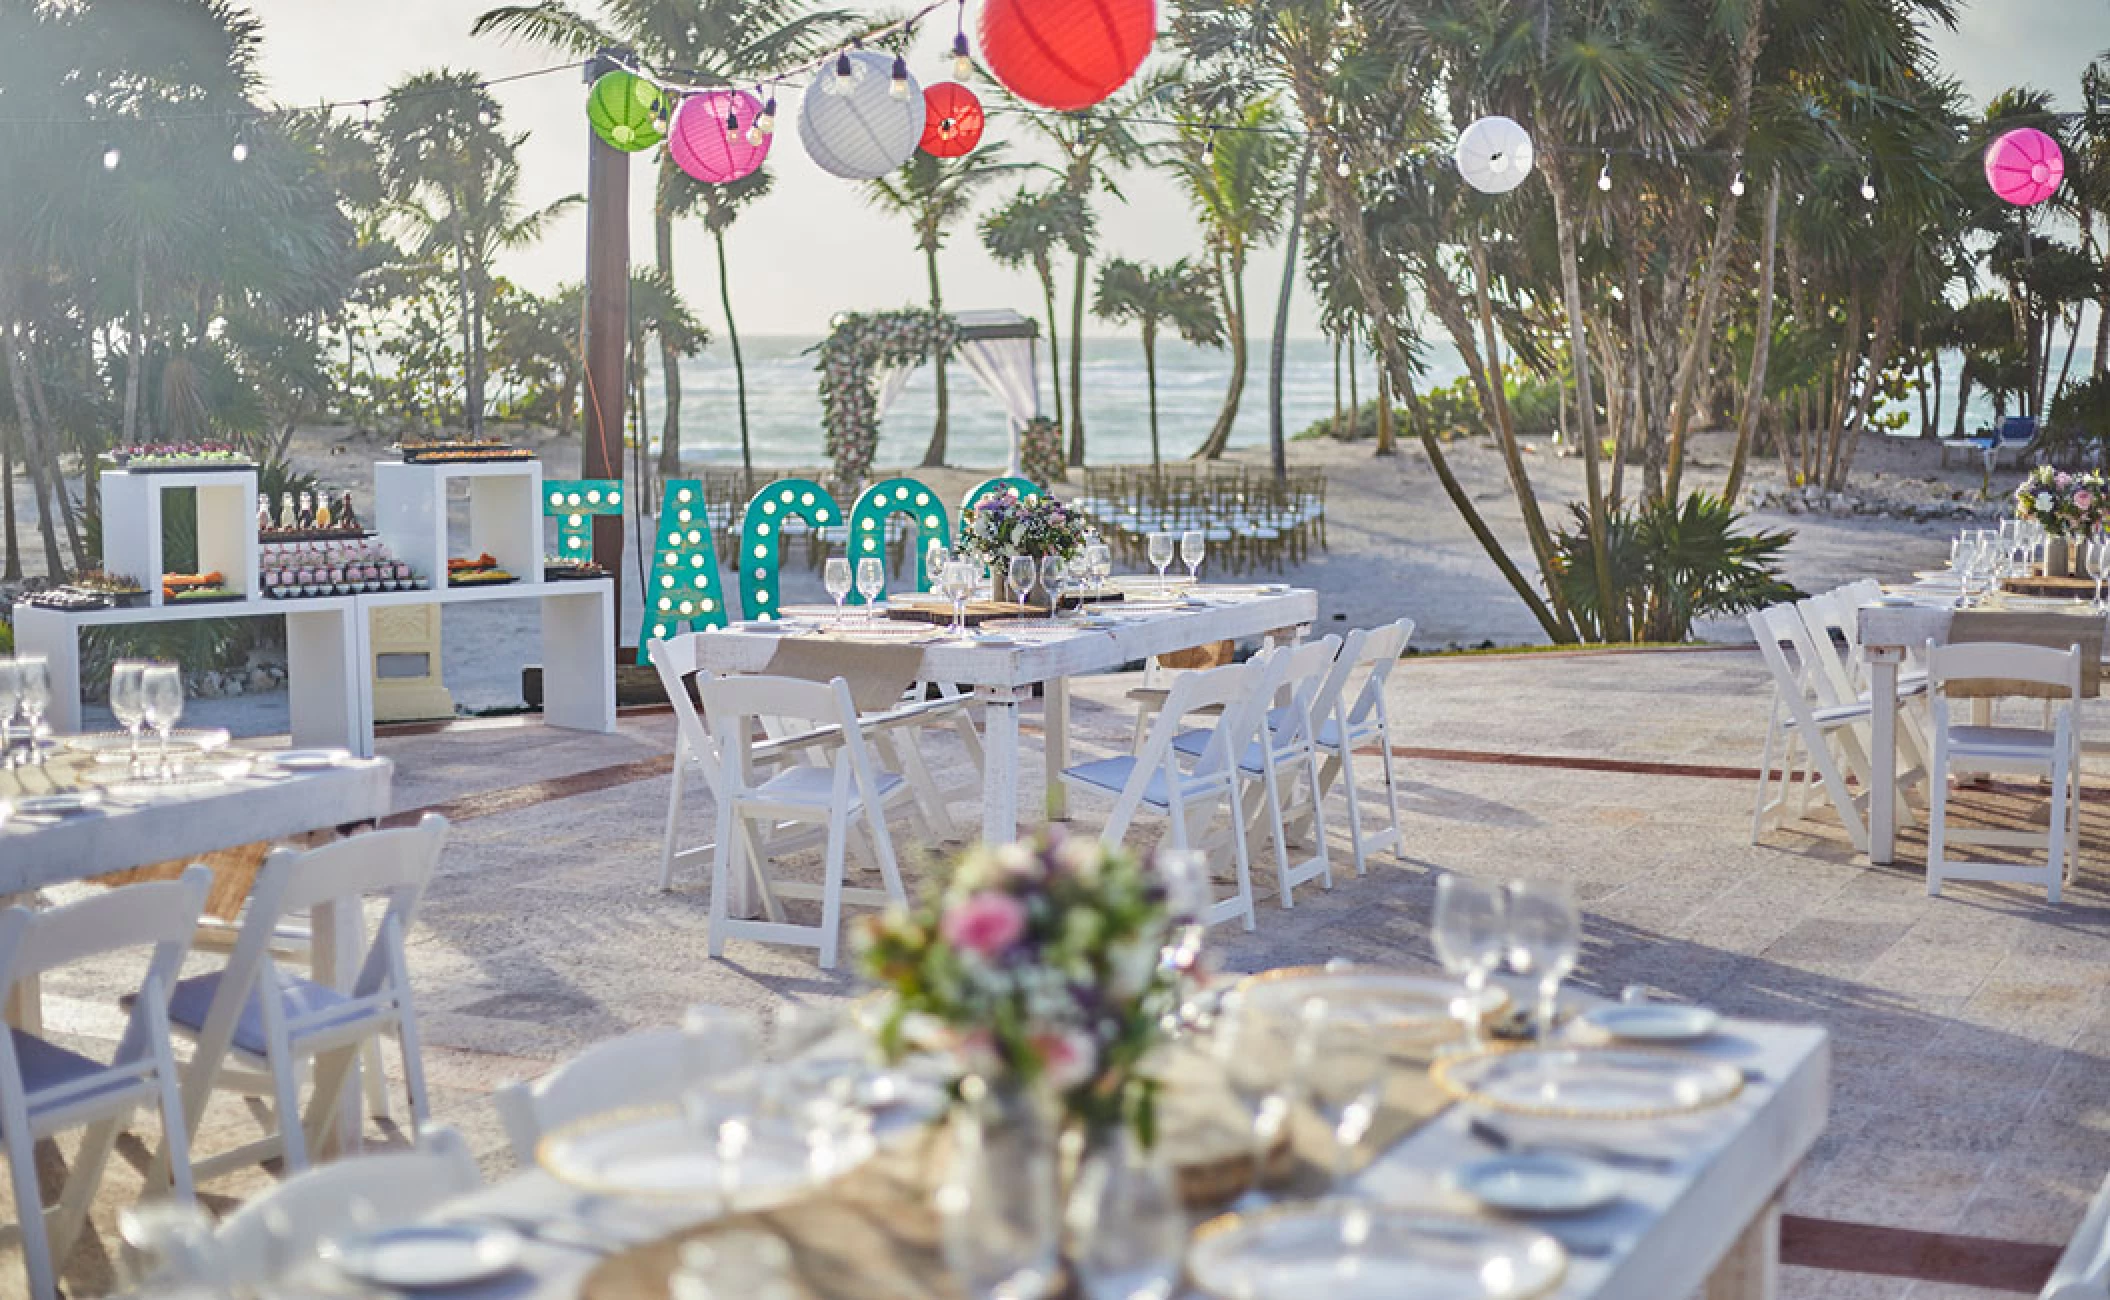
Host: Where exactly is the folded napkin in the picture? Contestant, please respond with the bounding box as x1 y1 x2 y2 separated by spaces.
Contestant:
763 638 927 713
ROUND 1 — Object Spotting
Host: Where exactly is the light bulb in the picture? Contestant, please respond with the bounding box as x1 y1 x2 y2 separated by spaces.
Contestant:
1201 133 1216 167
758 97 778 135
101 145 120 171
1730 171 1745 197
832 51 854 94
889 55 910 100
1861 174 1876 202
231 139 250 163
952 32 972 80
1336 156 1351 178
1597 160 1612 191
725 109 741 142
746 125 763 145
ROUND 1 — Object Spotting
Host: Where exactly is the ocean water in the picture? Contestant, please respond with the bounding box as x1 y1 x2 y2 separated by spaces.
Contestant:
638 334 2077 469
640 335 1454 467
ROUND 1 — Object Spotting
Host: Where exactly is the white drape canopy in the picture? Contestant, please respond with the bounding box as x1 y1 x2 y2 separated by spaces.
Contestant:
868 309 1042 475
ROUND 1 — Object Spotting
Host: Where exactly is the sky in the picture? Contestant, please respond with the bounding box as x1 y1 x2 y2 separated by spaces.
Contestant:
242 0 2110 339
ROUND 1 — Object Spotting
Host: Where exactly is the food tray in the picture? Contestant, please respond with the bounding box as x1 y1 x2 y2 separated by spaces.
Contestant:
399 446 537 464
448 572 518 587
165 590 247 605
101 456 258 474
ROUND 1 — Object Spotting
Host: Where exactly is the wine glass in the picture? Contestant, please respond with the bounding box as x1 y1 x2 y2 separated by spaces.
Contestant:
14 656 48 765
141 663 184 778
857 557 886 628
925 541 951 592
1041 554 1070 618
942 561 978 637
1087 543 1113 601
682 1003 762 1202
823 556 853 625
1209 993 1296 1202
1505 879 1581 1044
1066 1131 1186 1300
1181 530 1206 587
939 1093 1060 1300
1007 554 1037 609
1431 873 1507 1050
1147 532 1175 596
1291 998 1387 1189
110 660 149 769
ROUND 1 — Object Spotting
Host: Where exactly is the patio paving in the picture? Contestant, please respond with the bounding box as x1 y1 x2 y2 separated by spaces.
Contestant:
13 644 2110 1298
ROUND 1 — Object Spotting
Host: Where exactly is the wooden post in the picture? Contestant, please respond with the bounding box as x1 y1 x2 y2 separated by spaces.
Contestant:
583 50 630 657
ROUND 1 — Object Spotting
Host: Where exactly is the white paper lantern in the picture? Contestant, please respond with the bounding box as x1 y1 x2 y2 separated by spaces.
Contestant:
799 50 927 180
1455 115 1535 194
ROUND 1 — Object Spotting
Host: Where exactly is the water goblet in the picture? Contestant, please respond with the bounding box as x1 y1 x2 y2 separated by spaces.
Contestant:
1066 1131 1185 1300
823 556 853 625
1007 554 1038 610
942 561 978 636
110 660 149 769
1087 542 1113 600
14 656 48 765
939 1085 1060 1300
1146 532 1175 596
1209 993 1296 1202
141 663 184 778
1041 554 1069 618
1290 998 1386 1189
1181 529 1206 587
925 542 951 591
857 557 886 627
1430 873 1507 1049
1505 878 1581 1044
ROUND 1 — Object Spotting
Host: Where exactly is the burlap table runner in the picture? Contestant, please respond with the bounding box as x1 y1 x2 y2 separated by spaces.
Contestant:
762 639 929 714
1947 606 2102 699
580 1036 1456 1300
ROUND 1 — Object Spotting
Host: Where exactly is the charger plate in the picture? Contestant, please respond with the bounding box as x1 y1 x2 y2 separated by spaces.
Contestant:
538 1104 872 1205
322 1224 521 1290
1433 1046 1743 1120
1188 1200 1566 1300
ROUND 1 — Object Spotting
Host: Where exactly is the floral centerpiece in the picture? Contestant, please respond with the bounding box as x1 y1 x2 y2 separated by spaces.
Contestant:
955 488 1088 604
858 832 1180 1144
2015 466 2108 576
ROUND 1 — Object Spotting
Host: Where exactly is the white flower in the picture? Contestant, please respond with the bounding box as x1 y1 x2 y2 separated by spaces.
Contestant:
2037 493 2056 513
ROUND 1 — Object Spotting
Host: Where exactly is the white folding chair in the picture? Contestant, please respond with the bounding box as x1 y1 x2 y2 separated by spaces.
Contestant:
160 816 447 1181
1924 640 2083 903
1798 591 1931 802
0 867 208 1300
212 1125 479 1290
699 674 912 969
1174 635 1341 907
1061 653 1279 931
1309 617 1414 874
1749 603 1873 851
493 1028 690 1165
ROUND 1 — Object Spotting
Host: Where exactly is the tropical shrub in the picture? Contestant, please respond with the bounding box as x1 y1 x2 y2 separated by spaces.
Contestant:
2049 375 2110 463
1551 494 1799 643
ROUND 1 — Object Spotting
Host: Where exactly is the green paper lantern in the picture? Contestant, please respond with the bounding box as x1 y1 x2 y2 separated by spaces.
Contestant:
587 70 665 154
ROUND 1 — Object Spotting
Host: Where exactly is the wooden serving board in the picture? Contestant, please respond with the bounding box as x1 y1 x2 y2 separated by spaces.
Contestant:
885 599 1039 627
2002 573 2097 598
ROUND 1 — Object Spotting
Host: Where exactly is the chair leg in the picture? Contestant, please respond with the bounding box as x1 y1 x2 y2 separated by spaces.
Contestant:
9 1126 56 1300
659 756 688 891
1752 713 1780 843
1333 748 1369 876
707 802 738 959
1376 726 1406 861
1304 747 1335 890
1926 755 1949 897
361 1040 391 1119
47 1116 121 1267
818 820 848 972
1225 788 1258 932
273 1044 313 1173
2047 754 2070 905
1261 763 1295 908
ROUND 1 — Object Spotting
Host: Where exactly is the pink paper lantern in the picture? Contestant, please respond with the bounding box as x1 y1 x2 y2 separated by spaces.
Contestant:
1984 127 2064 208
669 89 770 184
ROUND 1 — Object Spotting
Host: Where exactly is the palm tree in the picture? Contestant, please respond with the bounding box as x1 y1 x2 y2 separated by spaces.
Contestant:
473 0 853 473
1177 98 1292 459
1093 258 1224 466
673 167 772 475
980 185 1094 436
864 146 1018 465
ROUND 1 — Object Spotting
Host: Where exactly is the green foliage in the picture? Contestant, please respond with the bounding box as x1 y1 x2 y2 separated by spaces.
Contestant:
2049 376 2110 464
1296 369 1561 443
1552 494 1800 644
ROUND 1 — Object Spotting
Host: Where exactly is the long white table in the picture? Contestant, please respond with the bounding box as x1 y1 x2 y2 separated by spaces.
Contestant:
383 1014 1826 1300
682 585 1320 842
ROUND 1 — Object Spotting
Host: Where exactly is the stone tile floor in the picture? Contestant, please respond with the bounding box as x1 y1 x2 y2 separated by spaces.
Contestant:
15 645 2110 1297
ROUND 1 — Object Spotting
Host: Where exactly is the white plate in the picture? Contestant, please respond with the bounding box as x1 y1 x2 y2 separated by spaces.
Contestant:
1189 1200 1566 1299
538 1107 870 1202
12 790 103 816
972 636 1018 648
1235 968 1509 1042
1444 1153 1623 1216
1871 595 1918 607
1580 1003 1722 1043
1435 1047 1745 1119
65 727 230 756
321 1224 522 1290
267 748 350 771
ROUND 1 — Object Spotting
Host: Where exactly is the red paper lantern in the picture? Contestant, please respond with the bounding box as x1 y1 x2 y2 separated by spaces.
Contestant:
919 82 985 157
978 0 1156 112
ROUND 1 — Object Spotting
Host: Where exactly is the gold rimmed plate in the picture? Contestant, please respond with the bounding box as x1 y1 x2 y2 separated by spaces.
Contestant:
1433 1046 1744 1120
1235 967 1509 1042
1188 1198 1566 1299
536 1103 872 1203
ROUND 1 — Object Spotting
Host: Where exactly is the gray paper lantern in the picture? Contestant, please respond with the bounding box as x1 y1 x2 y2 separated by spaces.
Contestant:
1455 115 1535 194
799 50 927 180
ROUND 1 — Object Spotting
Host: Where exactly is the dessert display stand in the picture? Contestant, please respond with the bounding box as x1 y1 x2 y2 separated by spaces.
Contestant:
15 459 614 758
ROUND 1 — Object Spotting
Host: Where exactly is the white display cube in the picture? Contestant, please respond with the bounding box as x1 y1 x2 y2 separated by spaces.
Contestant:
372 460 545 591
99 469 259 606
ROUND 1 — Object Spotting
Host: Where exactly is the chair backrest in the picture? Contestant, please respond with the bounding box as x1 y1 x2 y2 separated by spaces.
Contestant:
493 1027 690 1165
1129 654 1269 795
1269 634 1343 750
1926 640 2081 724
214 1126 481 1287
1338 617 1415 731
0 866 210 1107
649 633 722 785
2001 415 2039 446
699 674 887 807
1794 593 1863 706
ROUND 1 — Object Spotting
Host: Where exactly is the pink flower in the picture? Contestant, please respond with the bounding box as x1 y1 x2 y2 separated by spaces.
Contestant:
1033 1028 1100 1091
951 1028 1004 1078
941 891 1027 958
2059 473 2075 489
2077 491 2095 511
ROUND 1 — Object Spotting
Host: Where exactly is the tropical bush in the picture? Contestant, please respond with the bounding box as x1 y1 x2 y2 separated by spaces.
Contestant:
1296 369 1561 444
2049 376 2110 464
1551 494 1798 644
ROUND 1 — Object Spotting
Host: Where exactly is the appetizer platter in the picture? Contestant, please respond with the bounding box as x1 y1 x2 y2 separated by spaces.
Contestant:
447 552 517 587
397 436 537 464
261 538 425 599
102 442 257 473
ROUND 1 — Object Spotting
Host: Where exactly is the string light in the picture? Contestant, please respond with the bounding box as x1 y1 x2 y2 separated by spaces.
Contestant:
1336 154 1351 178
101 144 119 170
889 54 911 100
1200 129 1215 167
1861 173 1876 202
725 105 741 142
830 50 854 95
757 93 778 136
1730 170 1745 197
953 32 973 79
1597 153 1612 191
230 135 249 162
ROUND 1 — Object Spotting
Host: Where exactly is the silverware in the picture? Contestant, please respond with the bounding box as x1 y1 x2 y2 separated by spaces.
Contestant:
1466 1117 1679 1174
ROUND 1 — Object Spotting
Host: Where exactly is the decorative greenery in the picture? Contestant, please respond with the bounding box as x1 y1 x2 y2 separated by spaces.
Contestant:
859 831 1179 1139
955 487 1086 568
2014 466 2108 540
815 309 961 490
1551 494 1799 644
1020 418 1067 488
